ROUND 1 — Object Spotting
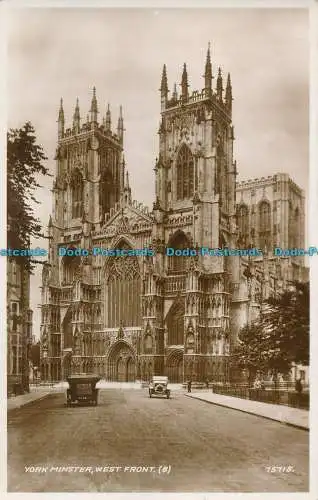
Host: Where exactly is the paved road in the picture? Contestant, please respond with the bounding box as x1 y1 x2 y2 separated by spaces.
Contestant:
8 389 309 493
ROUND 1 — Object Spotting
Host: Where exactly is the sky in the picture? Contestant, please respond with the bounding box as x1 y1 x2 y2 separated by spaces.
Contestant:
7 7 309 339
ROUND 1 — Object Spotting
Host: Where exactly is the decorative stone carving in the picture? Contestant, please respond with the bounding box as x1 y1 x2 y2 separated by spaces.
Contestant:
117 325 124 339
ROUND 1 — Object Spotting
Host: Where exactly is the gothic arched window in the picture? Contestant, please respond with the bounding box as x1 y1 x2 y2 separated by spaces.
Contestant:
71 171 83 219
294 207 300 248
289 205 300 248
258 201 271 249
176 145 194 200
100 169 113 216
168 231 189 273
237 204 249 244
105 243 141 327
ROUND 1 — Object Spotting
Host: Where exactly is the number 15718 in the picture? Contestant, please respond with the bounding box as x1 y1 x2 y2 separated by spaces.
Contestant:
265 466 295 473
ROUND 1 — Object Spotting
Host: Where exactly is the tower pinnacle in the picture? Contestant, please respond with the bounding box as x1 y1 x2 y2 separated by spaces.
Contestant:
216 67 223 102
160 64 169 111
58 98 64 139
117 105 124 143
225 73 233 113
160 64 168 96
181 63 189 101
105 103 111 131
73 98 80 132
90 87 98 122
204 42 212 93
172 83 178 101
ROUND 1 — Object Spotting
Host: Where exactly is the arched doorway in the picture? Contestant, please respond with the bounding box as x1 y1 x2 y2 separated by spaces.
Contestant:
167 298 185 345
166 349 184 383
107 341 136 382
126 357 135 382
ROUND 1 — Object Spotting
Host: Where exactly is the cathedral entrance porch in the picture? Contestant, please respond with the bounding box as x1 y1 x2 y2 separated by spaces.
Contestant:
107 341 136 382
166 349 184 383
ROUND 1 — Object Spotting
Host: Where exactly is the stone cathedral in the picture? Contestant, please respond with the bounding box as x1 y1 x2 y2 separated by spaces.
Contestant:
40 48 307 383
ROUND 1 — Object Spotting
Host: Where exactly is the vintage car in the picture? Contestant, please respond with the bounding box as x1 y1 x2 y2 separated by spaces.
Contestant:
66 374 101 406
149 376 171 399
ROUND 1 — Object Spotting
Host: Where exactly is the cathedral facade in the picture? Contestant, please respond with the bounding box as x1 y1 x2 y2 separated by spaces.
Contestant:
40 48 307 383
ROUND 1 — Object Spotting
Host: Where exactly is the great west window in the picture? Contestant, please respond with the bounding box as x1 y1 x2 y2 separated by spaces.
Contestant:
105 245 141 327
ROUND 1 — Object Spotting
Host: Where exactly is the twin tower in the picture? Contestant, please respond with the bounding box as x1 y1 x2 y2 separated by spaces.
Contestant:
54 45 236 254
44 46 238 383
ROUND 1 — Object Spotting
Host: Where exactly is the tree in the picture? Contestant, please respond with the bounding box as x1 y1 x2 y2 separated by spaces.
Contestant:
7 122 50 268
231 281 309 382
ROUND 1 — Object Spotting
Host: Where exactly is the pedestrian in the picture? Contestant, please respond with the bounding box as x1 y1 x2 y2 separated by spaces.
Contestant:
295 377 303 394
253 378 261 389
205 378 209 389
253 377 261 401
187 380 192 393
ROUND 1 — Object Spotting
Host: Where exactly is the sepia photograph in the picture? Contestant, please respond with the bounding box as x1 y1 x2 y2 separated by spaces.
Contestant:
5 3 313 495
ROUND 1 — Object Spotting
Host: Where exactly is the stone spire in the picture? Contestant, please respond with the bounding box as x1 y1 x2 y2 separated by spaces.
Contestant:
117 105 124 143
90 86 98 122
73 98 80 132
204 42 212 93
58 98 64 139
105 103 111 132
181 63 189 101
216 67 223 102
172 83 178 101
160 64 169 111
160 64 168 96
225 73 232 113
123 169 131 204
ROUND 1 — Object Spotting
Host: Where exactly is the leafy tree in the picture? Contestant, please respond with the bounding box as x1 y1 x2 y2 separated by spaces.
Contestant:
231 281 309 382
7 122 51 269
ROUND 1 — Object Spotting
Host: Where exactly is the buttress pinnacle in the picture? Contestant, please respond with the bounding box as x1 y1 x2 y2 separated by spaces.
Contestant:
160 64 168 96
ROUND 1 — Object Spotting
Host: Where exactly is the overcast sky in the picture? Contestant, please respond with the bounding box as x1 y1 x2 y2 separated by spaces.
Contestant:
7 7 309 338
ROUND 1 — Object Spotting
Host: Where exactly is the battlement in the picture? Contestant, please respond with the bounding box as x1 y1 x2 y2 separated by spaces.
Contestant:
236 176 274 189
60 123 120 144
166 88 210 109
236 173 304 196
57 89 124 144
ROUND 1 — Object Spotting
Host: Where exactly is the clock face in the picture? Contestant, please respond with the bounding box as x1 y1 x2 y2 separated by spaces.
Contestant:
91 136 99 150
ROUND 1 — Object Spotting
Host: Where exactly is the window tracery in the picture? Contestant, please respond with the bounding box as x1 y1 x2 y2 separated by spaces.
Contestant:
71 170 83 218
258 201 271 249
176 145 194 200
237 204 249 244
105 244 141 327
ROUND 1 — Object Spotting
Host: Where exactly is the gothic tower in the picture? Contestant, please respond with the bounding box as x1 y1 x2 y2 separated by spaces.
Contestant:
54 89 125 229
150 45 237 383
41 89 127 380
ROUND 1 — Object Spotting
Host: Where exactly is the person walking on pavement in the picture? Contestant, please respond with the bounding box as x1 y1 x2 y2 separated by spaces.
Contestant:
187 380 192 393
295 377 303 394
295 377 303 408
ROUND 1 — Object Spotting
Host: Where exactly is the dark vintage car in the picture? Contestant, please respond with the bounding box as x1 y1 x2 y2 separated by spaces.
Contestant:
66 374 101 406
149 376 171 399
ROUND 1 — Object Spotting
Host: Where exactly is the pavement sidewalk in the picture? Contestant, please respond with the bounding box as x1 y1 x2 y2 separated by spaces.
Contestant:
187 391 309 430
7 390 51 412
